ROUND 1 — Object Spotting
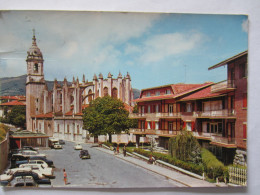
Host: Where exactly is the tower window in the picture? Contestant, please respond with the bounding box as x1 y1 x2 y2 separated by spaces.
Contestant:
34 63 39 73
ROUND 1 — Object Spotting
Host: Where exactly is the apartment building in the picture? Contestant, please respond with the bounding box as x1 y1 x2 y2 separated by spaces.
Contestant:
130 51 247 165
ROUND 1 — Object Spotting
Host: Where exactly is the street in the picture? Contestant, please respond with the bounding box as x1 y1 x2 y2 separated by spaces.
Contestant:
41 141 180 188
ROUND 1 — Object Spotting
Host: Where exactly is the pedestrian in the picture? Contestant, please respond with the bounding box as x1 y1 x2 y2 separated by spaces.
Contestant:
63 168 67 185
123 145 126 157
113 145 116 154
116 144 119 154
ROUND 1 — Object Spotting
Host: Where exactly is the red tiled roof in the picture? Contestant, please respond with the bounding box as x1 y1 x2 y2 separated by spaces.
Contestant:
0 96 19 100
179 86 225 101
134 83 213 102
75 112 83 116
134 94 175 102
35 112 53 118
65 110 73 116
0 100 25 106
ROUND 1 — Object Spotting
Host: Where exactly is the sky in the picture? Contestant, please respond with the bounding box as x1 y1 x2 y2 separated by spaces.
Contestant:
0 11 248 90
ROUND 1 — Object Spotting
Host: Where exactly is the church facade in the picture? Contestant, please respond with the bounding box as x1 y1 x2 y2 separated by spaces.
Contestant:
26 33 134 143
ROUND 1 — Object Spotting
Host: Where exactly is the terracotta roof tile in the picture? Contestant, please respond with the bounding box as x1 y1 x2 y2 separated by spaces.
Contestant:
65 110 73 116
0 100 25 106
35 112 53 118
180 86 225 101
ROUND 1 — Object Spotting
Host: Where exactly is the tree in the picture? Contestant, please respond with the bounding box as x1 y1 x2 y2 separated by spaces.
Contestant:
0 106 26 128
168 130 201 164
83 96 133 142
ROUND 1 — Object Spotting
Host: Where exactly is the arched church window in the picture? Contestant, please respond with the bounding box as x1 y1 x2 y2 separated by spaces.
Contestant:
88 89 93 102
104 87 108 97
34 63 39 73
112 88 118 99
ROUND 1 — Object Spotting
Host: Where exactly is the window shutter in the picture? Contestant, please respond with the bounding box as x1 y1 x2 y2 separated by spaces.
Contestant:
192 122 195 131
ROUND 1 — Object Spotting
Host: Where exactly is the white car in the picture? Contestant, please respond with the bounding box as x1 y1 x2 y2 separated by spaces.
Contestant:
14 150 46 158
0 167 32 181
19 164 54 179
53 142 62 149
20 160 49 169
74 143 82 150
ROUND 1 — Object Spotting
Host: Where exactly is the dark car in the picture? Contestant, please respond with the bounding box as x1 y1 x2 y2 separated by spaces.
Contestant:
1 171 51 185
16 157 54 168
22 146 38 151
59 140 65 145
79 150 90 159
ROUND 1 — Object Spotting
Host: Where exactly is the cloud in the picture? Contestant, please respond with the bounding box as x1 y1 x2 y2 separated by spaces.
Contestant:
0 11 161 79
242 19 248 33
139 32 205 64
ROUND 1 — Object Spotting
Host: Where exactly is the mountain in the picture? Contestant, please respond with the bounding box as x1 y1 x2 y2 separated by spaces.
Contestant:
0 75 141 99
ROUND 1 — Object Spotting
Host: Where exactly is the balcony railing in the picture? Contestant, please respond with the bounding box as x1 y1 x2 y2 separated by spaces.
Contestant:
192 132 236 145
211 80 236 93
193 109 235 118
129 128 181 136
129 112 181 119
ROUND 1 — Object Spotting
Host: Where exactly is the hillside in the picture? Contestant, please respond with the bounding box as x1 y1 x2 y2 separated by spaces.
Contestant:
0 75 141 99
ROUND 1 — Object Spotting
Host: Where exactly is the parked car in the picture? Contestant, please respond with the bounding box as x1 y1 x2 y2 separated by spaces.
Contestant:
59 139 65 145
0 167 32 182
79 150 90 159
74 143 82 150
53 142 62 149
0 170 51 185
16 159 49 169
21 146 38 151
28 156 54 167
19 164 54 179
13 151 46 159
11 176 37 187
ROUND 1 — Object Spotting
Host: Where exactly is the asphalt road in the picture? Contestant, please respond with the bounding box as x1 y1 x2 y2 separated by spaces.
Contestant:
41 141 179 188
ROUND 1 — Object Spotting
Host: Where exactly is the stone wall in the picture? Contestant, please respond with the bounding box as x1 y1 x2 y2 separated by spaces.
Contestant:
0 132 9 174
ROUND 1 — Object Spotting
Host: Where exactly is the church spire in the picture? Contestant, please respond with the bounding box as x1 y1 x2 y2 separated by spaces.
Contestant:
32 29 37 46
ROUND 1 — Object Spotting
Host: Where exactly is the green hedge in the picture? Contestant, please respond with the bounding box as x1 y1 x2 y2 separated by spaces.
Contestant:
133 148 204 175
201 148 225 180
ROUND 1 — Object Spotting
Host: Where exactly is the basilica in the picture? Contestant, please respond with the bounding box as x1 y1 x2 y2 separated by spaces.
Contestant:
26 32 134 143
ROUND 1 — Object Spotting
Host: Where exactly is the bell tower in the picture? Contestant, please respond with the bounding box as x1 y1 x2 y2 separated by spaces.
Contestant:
26 30 46 132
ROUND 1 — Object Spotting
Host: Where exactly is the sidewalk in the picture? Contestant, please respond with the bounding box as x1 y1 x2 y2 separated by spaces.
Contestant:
95 147 217 187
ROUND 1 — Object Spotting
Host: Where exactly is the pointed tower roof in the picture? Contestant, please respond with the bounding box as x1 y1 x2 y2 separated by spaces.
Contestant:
82 74 85 83
99 73 103 79
27 29 43 61
118 72 122 78
126 72 131 79
108 72 112 78
93 74 97 80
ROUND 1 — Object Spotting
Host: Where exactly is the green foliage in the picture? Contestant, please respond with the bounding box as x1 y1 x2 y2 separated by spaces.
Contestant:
133 148 204 175
83 96 132 139
0 123 10 142
0 106 26 128
201 148 225 179
169 131 201 164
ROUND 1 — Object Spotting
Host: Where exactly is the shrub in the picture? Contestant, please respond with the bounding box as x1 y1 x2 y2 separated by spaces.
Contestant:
201 148 225 179
169 131 202 164
133 148 204 175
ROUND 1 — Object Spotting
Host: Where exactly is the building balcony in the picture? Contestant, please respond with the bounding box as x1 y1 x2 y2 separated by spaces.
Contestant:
211 80 236 93
129 112 181 120
192 131 236 148
129 128 181 136
193 109 236 118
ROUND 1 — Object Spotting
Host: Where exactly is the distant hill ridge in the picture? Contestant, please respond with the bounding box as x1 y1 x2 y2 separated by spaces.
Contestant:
0 75 141 99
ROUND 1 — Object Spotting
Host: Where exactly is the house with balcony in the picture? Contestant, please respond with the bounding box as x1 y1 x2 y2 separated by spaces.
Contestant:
208 50 247 165
130 50 247 165
130 82 213 149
